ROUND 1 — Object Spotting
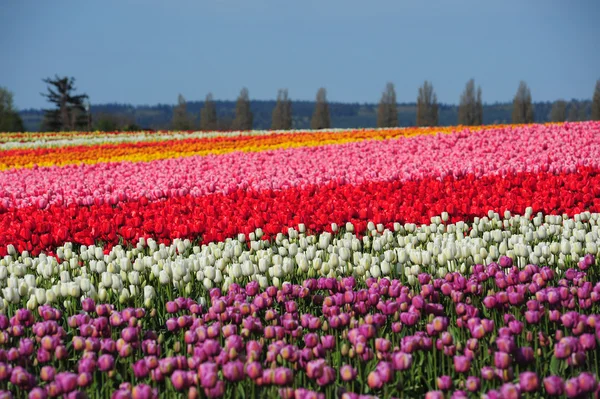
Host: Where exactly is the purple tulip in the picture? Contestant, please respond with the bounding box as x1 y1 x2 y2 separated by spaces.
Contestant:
578 372 598 393
97 354 115 372
499 383 520 399
519 371 539 393
436 375 452 391
465 376 480 392
494 351 511 369
453 356 470 373
340 365 357 382
565 378 581 398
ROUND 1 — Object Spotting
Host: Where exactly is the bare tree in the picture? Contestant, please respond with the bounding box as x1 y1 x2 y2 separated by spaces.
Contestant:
416 81 438 127
512 81 534 124
311 88 331 129
377 83 398 128
458 79 483 125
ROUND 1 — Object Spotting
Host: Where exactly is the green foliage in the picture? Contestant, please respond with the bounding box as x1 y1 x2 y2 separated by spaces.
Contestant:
457 79 483 125
271 89 293 130
550 100 567 122
94 112 139 132
592 80 600 121
311 88 331 129
512 81 534 124
18 98 595 132
41 75 90 131
171 94 194 130
231 88 253 131
200 93 218 131
0 87 25 132
416 81 438 127
376 83 398 128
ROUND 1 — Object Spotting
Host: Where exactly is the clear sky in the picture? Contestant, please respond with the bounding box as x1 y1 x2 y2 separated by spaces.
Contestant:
1 0 599 109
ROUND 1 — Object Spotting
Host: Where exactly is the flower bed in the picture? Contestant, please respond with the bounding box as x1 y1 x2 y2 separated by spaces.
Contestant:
0 122 600 398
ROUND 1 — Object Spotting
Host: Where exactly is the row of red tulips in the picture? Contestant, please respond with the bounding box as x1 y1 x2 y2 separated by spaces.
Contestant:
0 167 599 256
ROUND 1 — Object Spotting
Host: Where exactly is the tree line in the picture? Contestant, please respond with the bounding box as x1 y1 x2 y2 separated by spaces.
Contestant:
1 77 600 132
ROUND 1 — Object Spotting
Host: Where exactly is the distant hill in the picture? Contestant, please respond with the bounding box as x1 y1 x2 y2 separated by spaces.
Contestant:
18 99 592 132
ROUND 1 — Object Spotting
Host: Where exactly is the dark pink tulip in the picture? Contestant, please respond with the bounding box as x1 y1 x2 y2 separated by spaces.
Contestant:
170 370 188 391
77 358 96 374
98 354 115 372
376 361 393 384
499 256 513 268
131 384 158 399
579 333 596 350
111 389 132 399
496 337 515 353
55 345 68 360
519 371 539 393
542 376 564 396
204 380 225 399
40 365 55 382
28 388 47 399
554 341 572 359
304 333 319 348
37 348 52 363
499 383 520 399
391 351 412 371
81 298 95 313
274 367 293 386
565 378 581 398
132 359 149 378
320 335 335 350
199 362 218 388
56 372 78 393
222 360 244 382
436 376 452 391
494 352 511 369
424 391 444 399
451 391 468 399
465 376 480 392
453 355 470 373
523 310 539 324
367 371 383 390
245 361 262 380
578 372 598 393
515 347 534 365
77 372 92 388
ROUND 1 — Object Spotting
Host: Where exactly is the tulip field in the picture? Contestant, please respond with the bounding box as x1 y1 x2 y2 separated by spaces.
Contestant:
3 122 600 399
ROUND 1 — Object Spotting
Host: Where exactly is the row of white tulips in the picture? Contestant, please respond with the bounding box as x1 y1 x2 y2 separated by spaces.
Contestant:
0 209 598 312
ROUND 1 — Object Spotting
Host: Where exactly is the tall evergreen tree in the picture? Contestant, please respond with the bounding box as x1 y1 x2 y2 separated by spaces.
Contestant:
458 79 483 125
0 87 25 132
271 89 293 130
232 88 253 131
200 93 218 131
592 80 600 121
550 100 567 122
171 94 193 130
512 81 534 124
567 102 580 122
41 75 89 131
416 81 438 127
311 88 331 130
376 83 398 128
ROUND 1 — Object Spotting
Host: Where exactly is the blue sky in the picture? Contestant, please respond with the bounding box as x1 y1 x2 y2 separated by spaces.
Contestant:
1 0 599 109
